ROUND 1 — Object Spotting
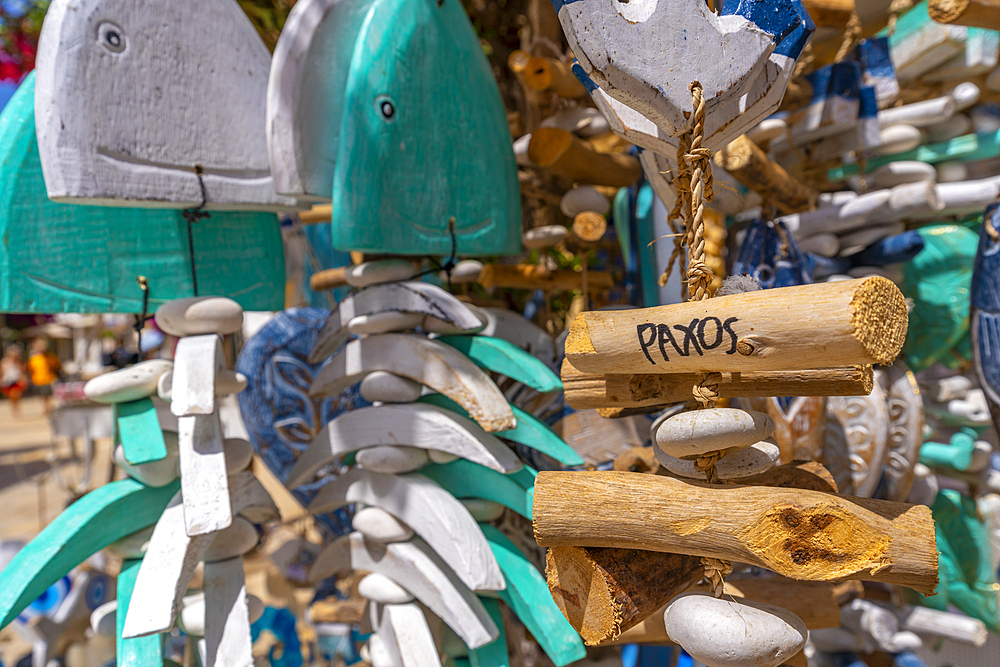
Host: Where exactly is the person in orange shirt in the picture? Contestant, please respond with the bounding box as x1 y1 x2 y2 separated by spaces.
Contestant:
28 338 60 415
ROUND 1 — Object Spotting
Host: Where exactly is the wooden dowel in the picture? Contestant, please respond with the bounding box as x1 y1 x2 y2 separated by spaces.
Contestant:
713 135 815 215
928 0 1000 29
299 204 333 224
528 128 642 187
533 472 938 594
478 263 613 292
309 267 349 292
802 0 855 28
565 277 908 375
561 360 874 409
523 56 587 99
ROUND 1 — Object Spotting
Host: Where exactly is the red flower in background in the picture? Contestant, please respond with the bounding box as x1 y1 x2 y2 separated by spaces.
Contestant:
0 1 47 83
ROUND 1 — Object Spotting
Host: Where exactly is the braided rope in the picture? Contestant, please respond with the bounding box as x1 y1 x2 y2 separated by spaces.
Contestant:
834 11 862 63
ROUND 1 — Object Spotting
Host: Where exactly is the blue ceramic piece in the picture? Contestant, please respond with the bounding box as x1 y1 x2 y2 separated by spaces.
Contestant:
846 230 925 267
972 203 1000 434
733 219 813 289
236 308 368 536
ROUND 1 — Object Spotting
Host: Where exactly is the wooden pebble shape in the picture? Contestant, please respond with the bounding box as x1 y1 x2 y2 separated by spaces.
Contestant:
358 573 415 605
423 306 489 335
347 311 424 336
84 360 173 404
113 443 179 488
522 225 567 249
346 260 418 288
203 517 258 562
155 297 243 337
654 408 774 458
360 371 424 403
664 594 807 667
223 439 254 474
217 370 248 396
355 446 430 474
560 186 610 218
798 234 839 257
655 442 780 480
461 499 505 522
447 260 485 284
105 525 155 560
178 592 264 636
429 450 461 464
353 507 415 543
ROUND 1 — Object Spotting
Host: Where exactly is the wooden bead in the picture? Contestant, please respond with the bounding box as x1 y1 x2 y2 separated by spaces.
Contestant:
347 311 423 336
346 260 417 288
360 371 424 403
84 359 172 404
664 594 807 667
203 517 258 562
353 507 415 543
355 445 430 474
654 408 774 458
155 297 243 336
358 573 415 604
572 212 607 243
655 441 779 480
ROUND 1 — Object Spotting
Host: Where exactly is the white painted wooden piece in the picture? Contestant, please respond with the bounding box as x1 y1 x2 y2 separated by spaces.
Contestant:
349 533 499 648
924 114 972 143
84 360 173 403
841 599 923 653
346 261 419 288
353 507 415 543
379 603 443 667
588 80 679 156
797 234 839 257
90 600 117 638
223 439 253 474
746 118 787 146
178 590 264 637
308 335 516 432
367 634 395 667
310 469 505 591
890 20 967 82
867 181 942 224
907 463 939 507
178 414 233 536
521 225 567 249
461 499 505 522
156 298 244 337
203 557 253 667
286 403 518 488
447 260 484 285
893 604 987 647
878 96 956 128
539 106 610 137
310 282 482 361
654 408 773 458
654 441 779 480
347 312 424 337
428 450 459 464
937 161 969 183
203 517 258 562
561 186 610 218
837 224 904 251
422 305 488 335
355 446 431 474
171 335 223 417
852 162 937 191
359 574 414 605
308 535 352 583
35 0 298 211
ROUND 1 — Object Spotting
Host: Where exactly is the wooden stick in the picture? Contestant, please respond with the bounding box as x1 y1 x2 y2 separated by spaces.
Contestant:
533 472 938 594
523 56 587 99
713 135 815 215
309 267 348 292
561 360 874 409
478 263 614 292
528 128 642 187
802 0 855 29
928 0 1000 29
299 203 332 224
565 277 908 375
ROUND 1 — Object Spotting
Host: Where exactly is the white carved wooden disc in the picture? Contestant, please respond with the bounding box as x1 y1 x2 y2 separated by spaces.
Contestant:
654 408 774 458
84 359 173 403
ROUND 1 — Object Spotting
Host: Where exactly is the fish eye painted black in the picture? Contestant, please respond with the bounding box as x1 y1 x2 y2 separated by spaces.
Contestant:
376 96 396 120
97 22 126 54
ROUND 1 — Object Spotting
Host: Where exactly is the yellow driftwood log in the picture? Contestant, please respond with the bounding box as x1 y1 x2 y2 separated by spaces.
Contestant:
928 0 1000 29
523 56 587 98
299 203 333 224
528 128 642 188
533 472 938 594
478 263 614 292
561 359 873 409
565 277 908 375
714 135 815 215
802 0 855 28
309 267 349 292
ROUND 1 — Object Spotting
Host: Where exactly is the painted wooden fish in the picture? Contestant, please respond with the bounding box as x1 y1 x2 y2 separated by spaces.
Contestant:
267 0 520 256
971 203 1000 435
732 219 813 290
0 74 285 313
34 0 298 211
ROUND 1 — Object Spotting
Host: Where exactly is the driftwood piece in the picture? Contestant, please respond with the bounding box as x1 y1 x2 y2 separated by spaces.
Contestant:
928 0 1000 29
802 0 854 28
713 135 815 215
523 56 587 98
309 267 348 292
561 360 873 409
565 278 908 375
527 128 641 187
533 472 938 594
478 263 614 292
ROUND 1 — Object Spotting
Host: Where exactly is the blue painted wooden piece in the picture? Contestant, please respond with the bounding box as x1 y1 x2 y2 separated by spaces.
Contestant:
971 203 1000 436
0 74 284 313
847 231 925 268
117 559 162 667
236 308 367 536
852 37 899 109
115 398 167 466
732 219 813 289
435 335 562 393
719 0 813 58
327 0 520 256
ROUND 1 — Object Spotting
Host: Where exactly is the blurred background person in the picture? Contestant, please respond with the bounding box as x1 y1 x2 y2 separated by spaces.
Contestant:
28 337 60 415
1 345 27 417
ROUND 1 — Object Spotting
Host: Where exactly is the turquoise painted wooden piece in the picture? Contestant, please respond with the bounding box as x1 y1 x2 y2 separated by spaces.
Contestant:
435 336 562 393
117 559 162 667
418 394 584 467
509 465 538 491
916 490 1000 633
327 0 520 256
0 75 284 314
0 478 180 628
115 399 167 466
469 597 508 667
422 460 533 519
901 225 979 371
479 525 586 667
918 428 979 471
829 130 1000 181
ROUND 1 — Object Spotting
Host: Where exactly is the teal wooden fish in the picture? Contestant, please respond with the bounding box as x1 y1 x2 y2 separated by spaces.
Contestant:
0 74 284 313
267 0 520 256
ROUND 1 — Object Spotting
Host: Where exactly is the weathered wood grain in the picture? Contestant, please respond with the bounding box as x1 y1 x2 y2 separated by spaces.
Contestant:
713 135 815 215
527 128 641 188
177 414 233 536
532 472 938 594
478 263 614 292
929 0 1000 30
378 603 443 667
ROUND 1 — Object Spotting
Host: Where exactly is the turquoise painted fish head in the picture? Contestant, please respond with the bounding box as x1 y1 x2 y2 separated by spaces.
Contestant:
276 0 520 256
